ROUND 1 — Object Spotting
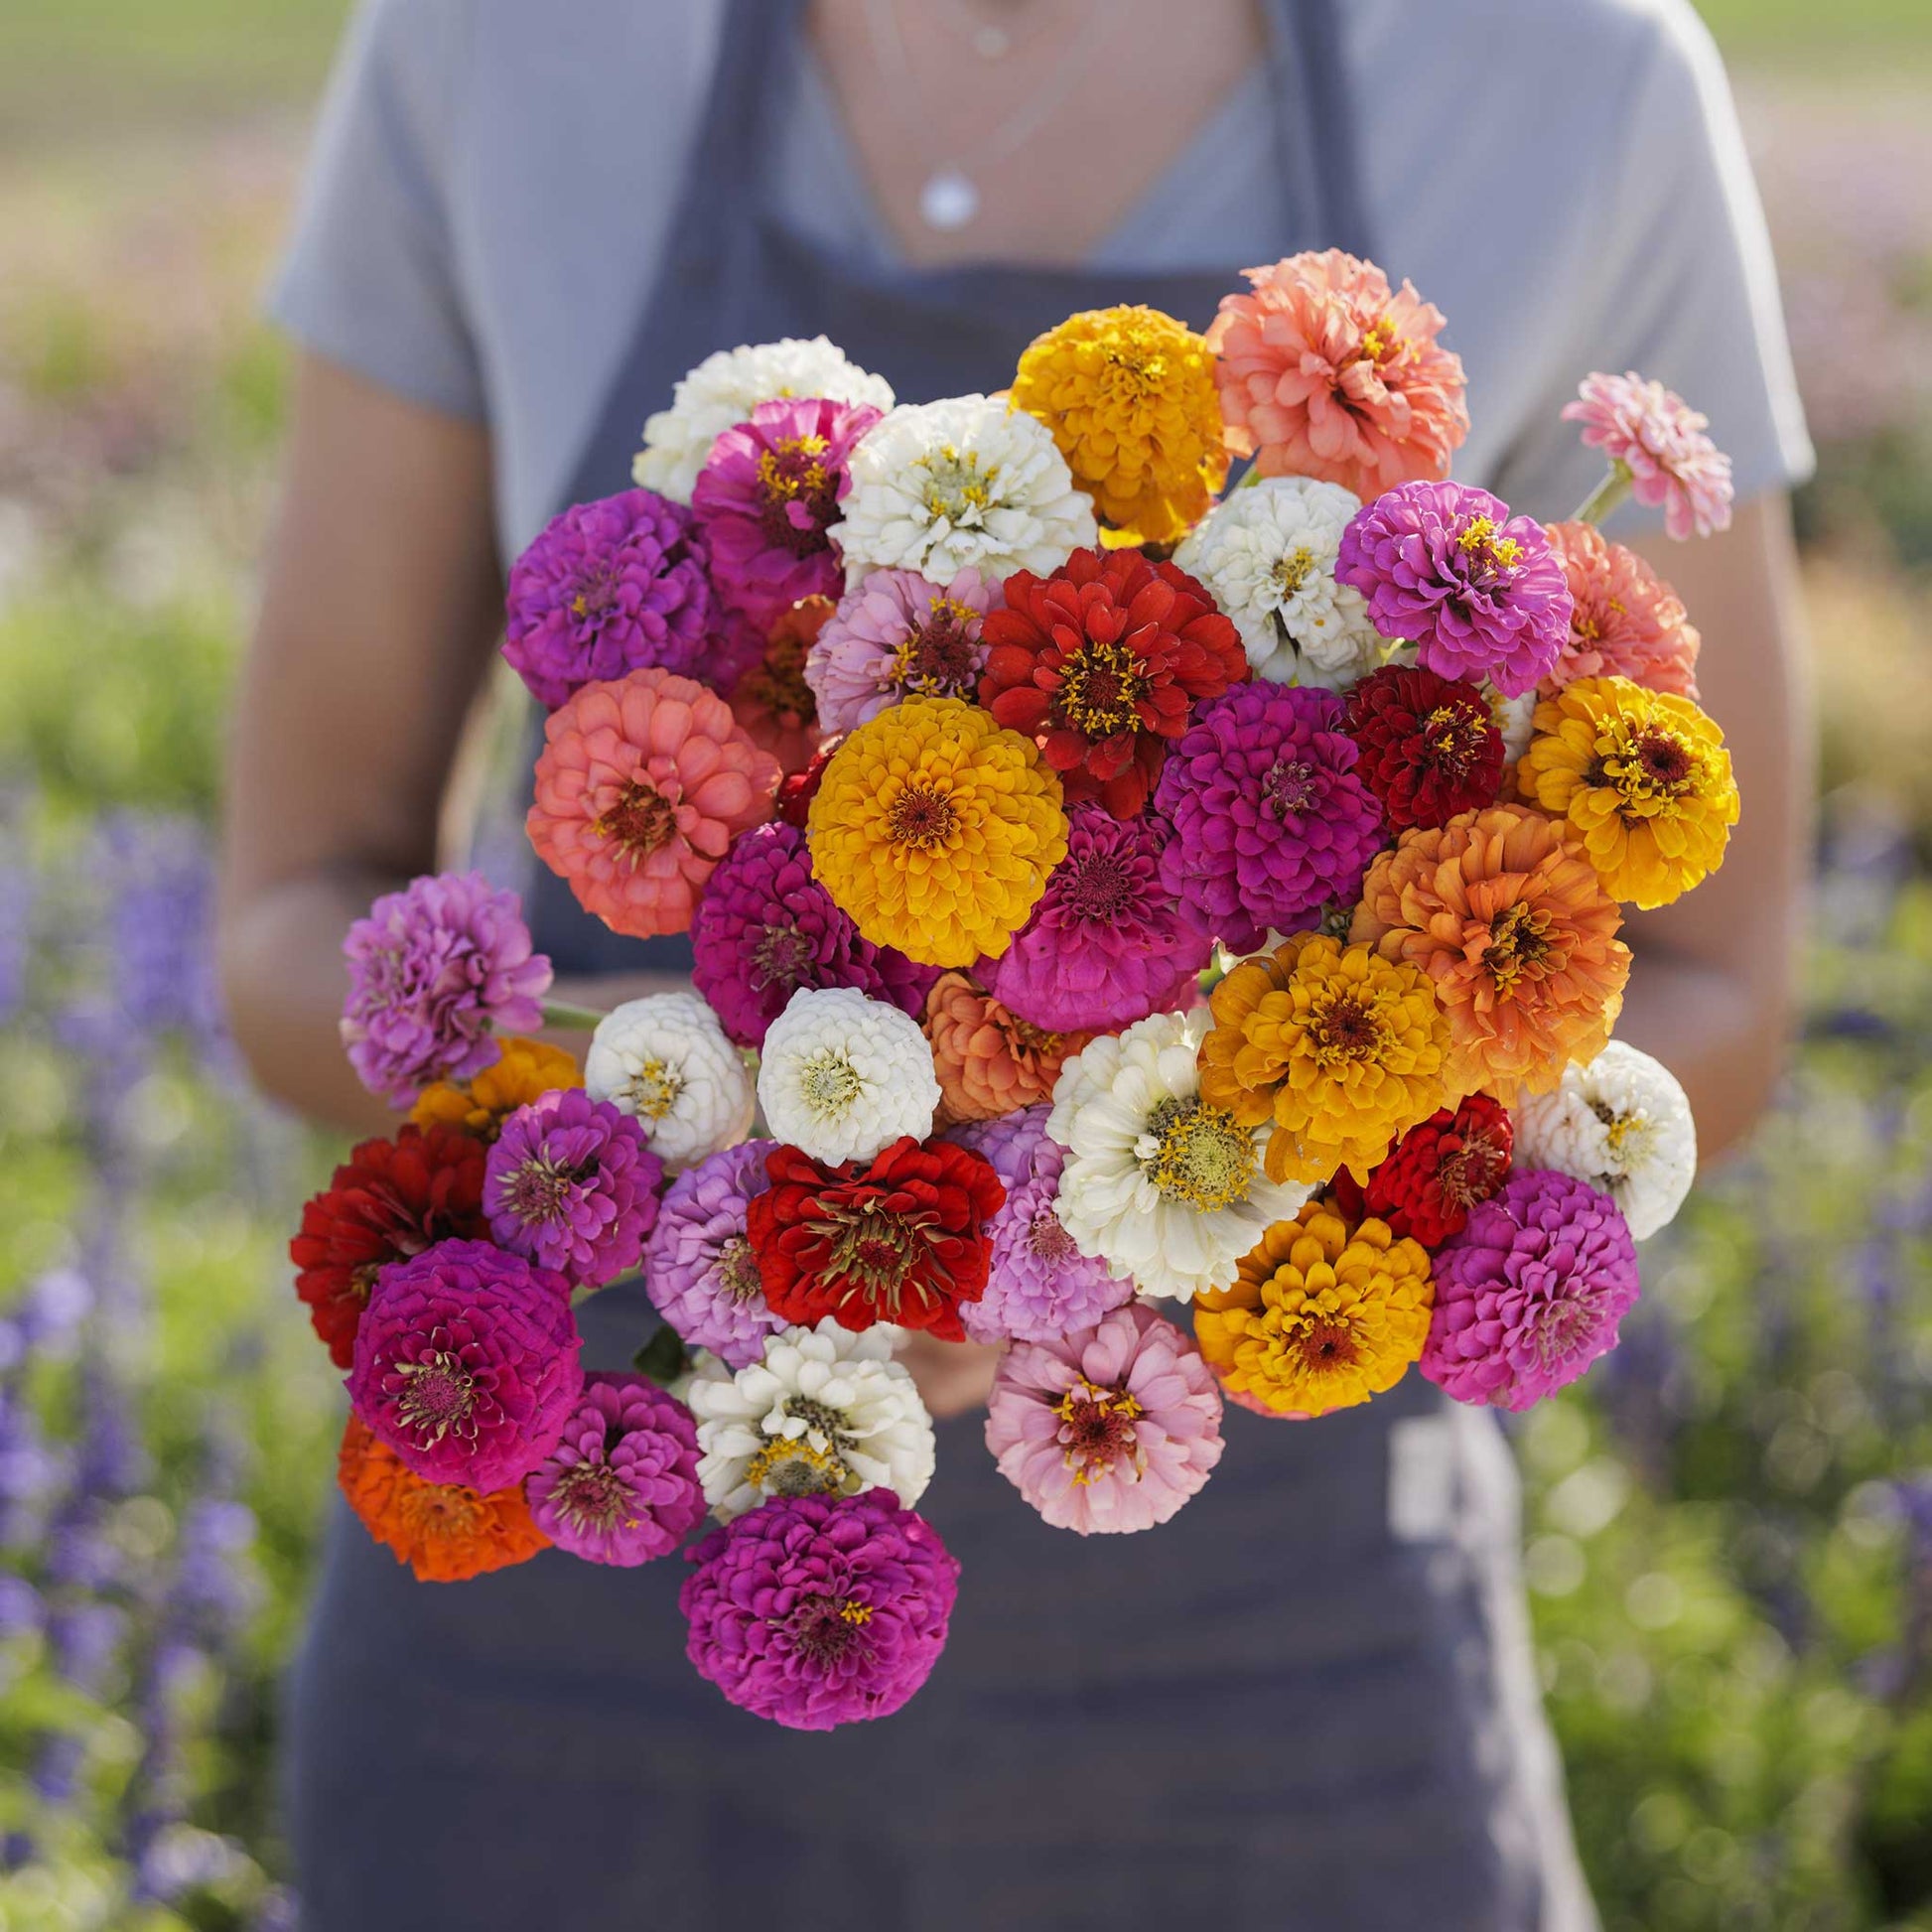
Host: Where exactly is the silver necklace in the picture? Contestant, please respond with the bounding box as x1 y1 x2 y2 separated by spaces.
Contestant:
863 0 1110 232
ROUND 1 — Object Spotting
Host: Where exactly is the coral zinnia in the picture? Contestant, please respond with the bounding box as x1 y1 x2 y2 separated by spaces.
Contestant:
979 546 1247 818
1517 675 1737 908
1199 932 1451 1184
1206 248 1469 498
725 595 830 779
410 1035 582 1141
526 666 780 940
1341 663 1506 833
1563 371 1733 542
1010 304 1227 546
747 1137 1004 1342
1351 806 1631 1104
922 972 1092 1125
640 1140 783 1370
806 695 1067 968
290 1124 489 1369
1542 521 1700 699
804 567 998 736
1328 1095 1514 1248
338 1415 550 1585
1193 1201 1433 1418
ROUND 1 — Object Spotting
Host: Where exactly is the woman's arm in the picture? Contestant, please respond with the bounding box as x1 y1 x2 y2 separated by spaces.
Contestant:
1613 493 1815 1163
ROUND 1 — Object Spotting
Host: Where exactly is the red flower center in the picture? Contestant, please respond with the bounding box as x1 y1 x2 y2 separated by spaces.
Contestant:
893 597 982 696
1026 1206 1079 1264
885 781 959 850
781 1591 877 1666
1632 728 1694 791
1058 848 1136 922
1052 1376 1145 1485
1055 638 1149 739
1261 756 1318 819
1308 994 1381 1062
1291 1313 1361 1374
390 1347 480 1449
813 1197 947 1320
1420 702 1493 781
549 1460 634 1538
1436 1127 1510 1212
596 779 677 860
752 921 818 993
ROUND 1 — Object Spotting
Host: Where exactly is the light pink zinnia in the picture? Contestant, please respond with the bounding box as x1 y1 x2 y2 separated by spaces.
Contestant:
1206 249 1469 499
1563 372 1733 541
803 567 998 735
984 1304 1224 1535
1542 521 1701 699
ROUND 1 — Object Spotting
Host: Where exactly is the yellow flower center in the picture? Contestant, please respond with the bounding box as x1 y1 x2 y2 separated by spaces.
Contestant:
1056 637 1149 738
1594 722 1701 814
884 779 960 850
1282 1305 1363 1379
1302 987 1392 1069
1592 1102 1650 1164
744 1437 848 1497
888 594 981 697
1052 1376 1146 1485
1456 515 1525 573
796 1051 864 1119
1421 702 1491 780
622 1055 684 1123
1272 546 1318 599
1357 320 1393 362
837 1598 874 1626
1481 900 1558 997
757 435 830 501
1141 1095 1257 1210
594 779 677 862
919 443 1000 521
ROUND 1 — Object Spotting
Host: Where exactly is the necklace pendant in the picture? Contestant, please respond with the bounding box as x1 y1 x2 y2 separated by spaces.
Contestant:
919 169 980 231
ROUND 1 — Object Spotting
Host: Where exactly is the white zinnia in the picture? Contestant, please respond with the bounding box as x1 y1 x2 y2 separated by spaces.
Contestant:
686 1317 936 1522
1173 476 1389 689
1515 1040 1698 1240
757 986 940 1167
585 991 756 1173
1045 1009 1310 1301
1490 687 1539 763
631 337 896 503
829 394 1098 587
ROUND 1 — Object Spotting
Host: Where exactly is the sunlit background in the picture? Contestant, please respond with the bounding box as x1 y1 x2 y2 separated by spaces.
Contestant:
0 4 1928 1927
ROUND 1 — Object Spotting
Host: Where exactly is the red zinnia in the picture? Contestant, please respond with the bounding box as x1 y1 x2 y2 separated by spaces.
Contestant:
979 546 1246 818
1341 663 1505 832
747 1137 1005 1341
775 733 841 828
289 1124 489 1367
1329 1095 1513 1248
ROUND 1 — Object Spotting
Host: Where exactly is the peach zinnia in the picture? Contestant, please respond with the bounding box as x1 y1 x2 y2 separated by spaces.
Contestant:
921 972 1093 1124
1350 806 1630 1104
527 666 780 939
1543 521 1700 700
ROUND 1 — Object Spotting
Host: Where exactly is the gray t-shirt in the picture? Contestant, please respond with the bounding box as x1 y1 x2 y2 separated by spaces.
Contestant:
271 0 1812 558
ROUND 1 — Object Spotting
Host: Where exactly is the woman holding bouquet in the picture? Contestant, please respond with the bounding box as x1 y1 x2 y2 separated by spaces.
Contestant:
221 0 1813 1925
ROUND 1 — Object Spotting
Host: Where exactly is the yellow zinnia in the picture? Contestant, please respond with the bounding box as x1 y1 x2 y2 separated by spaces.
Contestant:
410 1035 582 1140
1194 1202 1434 1418
806 696 1068 968
1517 675 1738 909
1198 932 1450 1184
1010 305 1228 547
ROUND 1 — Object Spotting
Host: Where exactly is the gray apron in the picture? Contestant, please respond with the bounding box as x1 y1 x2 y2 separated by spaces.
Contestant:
287 6 1598 1925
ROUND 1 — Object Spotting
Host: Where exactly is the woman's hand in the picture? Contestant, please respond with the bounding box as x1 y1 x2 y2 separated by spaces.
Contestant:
897 1332 1003 1420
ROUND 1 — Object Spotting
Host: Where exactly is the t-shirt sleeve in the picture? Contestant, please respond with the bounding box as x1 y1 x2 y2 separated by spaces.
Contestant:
1487 2 1814 527
267 0 484 422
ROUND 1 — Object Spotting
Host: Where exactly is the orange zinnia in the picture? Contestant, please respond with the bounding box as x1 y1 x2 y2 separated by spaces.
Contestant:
922 972 1093 1124
409 1035 582 1141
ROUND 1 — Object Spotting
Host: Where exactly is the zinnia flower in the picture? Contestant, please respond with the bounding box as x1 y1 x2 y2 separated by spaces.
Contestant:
1563 371 1733 541
290 1124 489 1368
1335 482 1572 699
979 546 1248 818
346 1239 583 1494
679 1490 957 1729
1514 1040 1696 1240
1199 932 1451 1184
1153 682 1384 950
1009 304 1226 545
502 488 719 708
977 802 1211 1034
747 1137 1003 1342
757 987 941 1167
483 1087 663 1289
523 1373 705 1566
641 1140 783 1369
1421 1169 1640 1411
804 567 997 735
1341 663 1506 832
690 821 935 1048
726 596 830 777
1172 475 1387 687
941 1103 1051 1190
1193 1201 1433 1417
775 736 839 828
692 396 884 629
340 871 552 1109
1327 1095 1514 1248
1350 806 1631 1104
828 393 1097 585
1517 675 1738 908
685 1316 935 1521
984 1304 1224 1535
410 1035 582 1141
1543 521 1700 699
1046 1008 1308 1299
921 972 1092 1124
338 1415 549 1584
585 991 757 1172
1206 248 1468 497
634 337 895 504
806 695 1067 967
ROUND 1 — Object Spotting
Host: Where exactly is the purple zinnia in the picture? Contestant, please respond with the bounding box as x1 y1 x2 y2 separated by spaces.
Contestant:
943 1103 1051 1192
1335 480 1572 699
1421 1169 1640 1413
690 821 936 1046
1154 683 1384 953
346 1239 583 1493
978 802 1211 1034
340 871 552 1109
484 1088 664 1289
503 487 721 708
641 1139 783 1369
679 1490 959 1730
523 1372 705 1566
803 565 998 735
691 396 884 632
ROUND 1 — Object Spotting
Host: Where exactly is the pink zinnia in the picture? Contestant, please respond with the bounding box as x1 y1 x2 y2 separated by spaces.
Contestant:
1563 371 1733 541
803 566 998 736
985 1304 1224 1535
1542 521 1701 699
1206 248 1469 499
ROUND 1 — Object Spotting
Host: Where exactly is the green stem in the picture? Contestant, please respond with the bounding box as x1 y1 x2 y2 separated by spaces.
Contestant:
540 998 611 1033
1570 459 1633 528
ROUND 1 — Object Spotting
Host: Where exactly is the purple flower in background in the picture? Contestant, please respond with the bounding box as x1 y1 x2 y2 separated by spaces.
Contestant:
340 870 552 1109
94 814 222 1043
640 1140 782 1369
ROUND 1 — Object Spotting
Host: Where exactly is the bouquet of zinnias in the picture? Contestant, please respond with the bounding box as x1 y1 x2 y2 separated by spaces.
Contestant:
295 253 1736 1729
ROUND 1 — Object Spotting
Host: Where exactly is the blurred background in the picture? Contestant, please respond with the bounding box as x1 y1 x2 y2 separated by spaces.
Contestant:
0 3 1928 1927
